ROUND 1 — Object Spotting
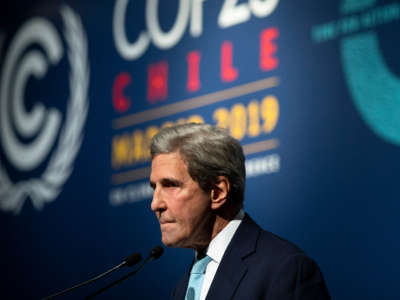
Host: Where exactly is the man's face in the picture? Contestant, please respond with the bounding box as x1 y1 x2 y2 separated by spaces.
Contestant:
150 152 212 249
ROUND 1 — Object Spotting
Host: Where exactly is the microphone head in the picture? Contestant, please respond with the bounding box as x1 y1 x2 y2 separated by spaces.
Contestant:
149 246 164 260
125 252 142 267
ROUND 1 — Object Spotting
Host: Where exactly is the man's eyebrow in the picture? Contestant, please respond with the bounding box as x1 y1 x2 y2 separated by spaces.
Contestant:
150 177 183 188
161 178 182 186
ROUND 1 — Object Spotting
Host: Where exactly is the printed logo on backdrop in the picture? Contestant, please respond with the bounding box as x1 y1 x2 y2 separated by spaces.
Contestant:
0 6 89 214
312 0 400 145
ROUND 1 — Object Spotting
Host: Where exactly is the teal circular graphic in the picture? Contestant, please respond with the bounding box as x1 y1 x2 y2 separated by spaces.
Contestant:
341 0 400 145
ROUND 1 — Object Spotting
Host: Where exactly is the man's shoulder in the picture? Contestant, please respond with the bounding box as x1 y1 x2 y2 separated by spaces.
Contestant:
232 214 320 281
237 214 306 261
225 215 331 300
259 225 303 256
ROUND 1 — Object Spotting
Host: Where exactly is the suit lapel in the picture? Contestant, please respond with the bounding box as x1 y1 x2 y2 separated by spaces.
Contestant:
205 214 260 300
172 270 190 300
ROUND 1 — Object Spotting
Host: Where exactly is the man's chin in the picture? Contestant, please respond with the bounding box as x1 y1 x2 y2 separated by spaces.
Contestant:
161 235 177 248
161 235 186 248
161 239 180 248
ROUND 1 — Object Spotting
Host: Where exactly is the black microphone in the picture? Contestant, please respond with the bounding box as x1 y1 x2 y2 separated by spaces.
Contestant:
148 245 164 260
85 246 164 299
42 252 142 300
124 252 143 267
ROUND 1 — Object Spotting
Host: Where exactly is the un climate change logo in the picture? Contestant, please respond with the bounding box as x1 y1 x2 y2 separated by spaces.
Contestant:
312 0 400 145
0 6 89 214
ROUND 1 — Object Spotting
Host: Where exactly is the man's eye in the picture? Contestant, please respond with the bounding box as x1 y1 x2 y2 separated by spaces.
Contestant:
163 180 179 188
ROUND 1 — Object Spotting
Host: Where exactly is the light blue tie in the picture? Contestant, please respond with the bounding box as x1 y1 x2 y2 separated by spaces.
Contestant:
185 255 212 300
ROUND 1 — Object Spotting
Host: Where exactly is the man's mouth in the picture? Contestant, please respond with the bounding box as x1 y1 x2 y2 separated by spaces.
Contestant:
159 219 174 225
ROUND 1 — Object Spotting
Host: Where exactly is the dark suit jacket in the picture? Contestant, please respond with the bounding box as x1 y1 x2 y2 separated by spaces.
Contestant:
172 214 330 300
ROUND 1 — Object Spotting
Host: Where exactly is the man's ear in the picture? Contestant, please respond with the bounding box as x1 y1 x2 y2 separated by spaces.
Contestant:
210 176 230 210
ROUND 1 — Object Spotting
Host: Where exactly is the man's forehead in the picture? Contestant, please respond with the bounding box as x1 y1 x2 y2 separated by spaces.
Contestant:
150 152 188 179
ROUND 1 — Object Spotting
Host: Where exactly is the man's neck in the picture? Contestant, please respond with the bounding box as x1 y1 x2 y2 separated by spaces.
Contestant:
210 205 242 243
191 205 242 251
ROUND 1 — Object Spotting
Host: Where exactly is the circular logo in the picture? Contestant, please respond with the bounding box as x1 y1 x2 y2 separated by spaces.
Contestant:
340 0 400 145
0 6 90 214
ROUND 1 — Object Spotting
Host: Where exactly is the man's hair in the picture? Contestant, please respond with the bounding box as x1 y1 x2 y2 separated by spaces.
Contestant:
150 123 246 205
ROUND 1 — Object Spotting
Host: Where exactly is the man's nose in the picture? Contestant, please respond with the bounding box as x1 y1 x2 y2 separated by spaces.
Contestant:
151 186 166 212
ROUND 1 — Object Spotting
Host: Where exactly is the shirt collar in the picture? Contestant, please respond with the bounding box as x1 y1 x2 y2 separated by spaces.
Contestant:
195 209 244 263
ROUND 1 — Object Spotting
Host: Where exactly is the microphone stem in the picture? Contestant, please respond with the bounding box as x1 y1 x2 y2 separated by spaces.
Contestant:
84 257 153 299
42 262 125 300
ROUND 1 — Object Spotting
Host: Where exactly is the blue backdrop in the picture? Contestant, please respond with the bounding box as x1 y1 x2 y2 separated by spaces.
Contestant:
1 0 400 299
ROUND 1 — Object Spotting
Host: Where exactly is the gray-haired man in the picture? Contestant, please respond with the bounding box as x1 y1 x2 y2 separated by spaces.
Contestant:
150 123 330 300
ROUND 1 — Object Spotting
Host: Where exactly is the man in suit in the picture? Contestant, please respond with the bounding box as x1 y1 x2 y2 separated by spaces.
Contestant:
150 123 330 300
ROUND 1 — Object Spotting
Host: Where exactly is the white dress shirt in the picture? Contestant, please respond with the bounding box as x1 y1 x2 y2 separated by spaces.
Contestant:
195 209 245 300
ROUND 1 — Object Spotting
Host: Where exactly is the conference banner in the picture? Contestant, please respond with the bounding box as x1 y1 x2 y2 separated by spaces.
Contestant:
1 0 399 299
